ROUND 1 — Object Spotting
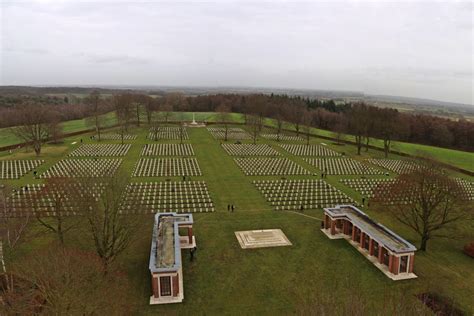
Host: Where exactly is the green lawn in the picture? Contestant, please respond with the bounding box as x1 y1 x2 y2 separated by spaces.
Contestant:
310 126 474 172
1 122 473 314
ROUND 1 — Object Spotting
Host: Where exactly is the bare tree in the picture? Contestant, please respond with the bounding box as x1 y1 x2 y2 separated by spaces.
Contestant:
0 185 30 291
133 97 141 127
47 111 63 144
288 99 306 137
347 103 370 155
114 94 134 144
35 178 82 245
272 101 289 142
216 104 231 141
240 96 251 125
301 109 313 146
363 107 377 152
85 91 104 141
132 93 151 127
252 95 268 132
178 113 186 144
373 162 473 251
150 110 162 141
275 113 285 142
331 115 347 145
161 102 173 123
10 103 53 156
143 95 155 124
374 107 401 157
248 115 260 145
81 174 136 273
3 245 133 315
114 94 133 134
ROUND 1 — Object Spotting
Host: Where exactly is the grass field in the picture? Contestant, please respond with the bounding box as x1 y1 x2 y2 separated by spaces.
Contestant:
0 112 118 147
1 121 473 314
309 126 474 173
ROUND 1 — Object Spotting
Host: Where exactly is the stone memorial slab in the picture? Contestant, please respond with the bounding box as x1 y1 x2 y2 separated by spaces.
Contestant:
235 229 292 249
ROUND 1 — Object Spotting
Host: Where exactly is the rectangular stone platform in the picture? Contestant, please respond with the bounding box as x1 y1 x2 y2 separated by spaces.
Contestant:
235 229 292 249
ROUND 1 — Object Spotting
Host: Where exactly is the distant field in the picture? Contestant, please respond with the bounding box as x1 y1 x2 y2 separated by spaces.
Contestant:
159 111 245 123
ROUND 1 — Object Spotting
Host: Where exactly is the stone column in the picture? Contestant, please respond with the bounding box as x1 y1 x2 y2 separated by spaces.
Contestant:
152 274 159 298
378 246 384 264
369 239 374 256
172 274 180 297
330 220 336 235
188 227 193 244
409 254 415 273
360 231 365 247
324 215 329 229
352 226 357 241
392 256 399 275
388 254 393 272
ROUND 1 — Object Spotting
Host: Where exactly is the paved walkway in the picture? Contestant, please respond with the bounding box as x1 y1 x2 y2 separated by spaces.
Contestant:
284 210 321 221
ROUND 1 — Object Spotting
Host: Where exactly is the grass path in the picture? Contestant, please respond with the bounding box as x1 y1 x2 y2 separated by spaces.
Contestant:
190 128 270 212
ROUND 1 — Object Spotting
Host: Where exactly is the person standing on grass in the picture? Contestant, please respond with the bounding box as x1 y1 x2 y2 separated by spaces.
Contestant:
190 247 196 262
227 204 230 212
231 205 235 212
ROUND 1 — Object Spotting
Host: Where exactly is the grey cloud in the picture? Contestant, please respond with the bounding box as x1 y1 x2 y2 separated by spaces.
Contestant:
86 54 150 65
4 47 50 55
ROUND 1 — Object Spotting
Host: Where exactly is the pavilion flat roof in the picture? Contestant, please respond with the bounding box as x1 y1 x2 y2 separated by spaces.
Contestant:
149 213 193 273
324 205 416 254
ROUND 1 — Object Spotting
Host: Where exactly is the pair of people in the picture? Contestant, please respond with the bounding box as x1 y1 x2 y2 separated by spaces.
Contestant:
227 204 235 212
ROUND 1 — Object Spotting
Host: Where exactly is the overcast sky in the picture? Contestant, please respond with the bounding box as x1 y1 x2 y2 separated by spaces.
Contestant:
1 0 472 105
